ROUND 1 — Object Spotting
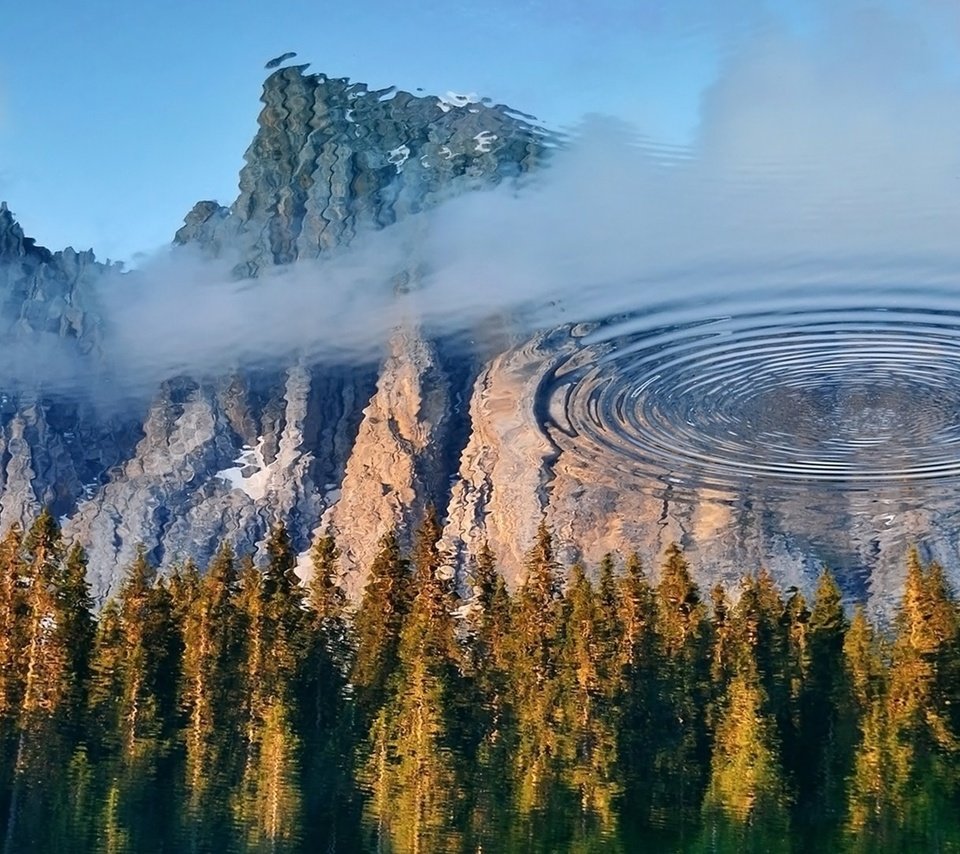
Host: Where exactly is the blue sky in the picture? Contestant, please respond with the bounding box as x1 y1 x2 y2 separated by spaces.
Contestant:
0 1 955 262
2 0 959 391
0 0 762 261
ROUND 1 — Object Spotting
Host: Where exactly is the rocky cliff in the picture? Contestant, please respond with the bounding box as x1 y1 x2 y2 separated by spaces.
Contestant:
0 66 551 602
0 65 947 615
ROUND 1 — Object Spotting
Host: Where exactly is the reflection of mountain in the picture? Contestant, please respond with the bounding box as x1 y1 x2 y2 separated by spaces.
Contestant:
0 66 953 611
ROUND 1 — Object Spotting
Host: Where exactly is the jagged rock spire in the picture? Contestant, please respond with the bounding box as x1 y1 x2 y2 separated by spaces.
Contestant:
0 202 54 263
0 202 27 259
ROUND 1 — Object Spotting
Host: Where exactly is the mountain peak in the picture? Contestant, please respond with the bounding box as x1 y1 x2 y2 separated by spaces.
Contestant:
0 202 52 263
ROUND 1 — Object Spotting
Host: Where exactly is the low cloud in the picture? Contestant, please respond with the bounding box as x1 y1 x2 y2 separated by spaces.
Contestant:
13 3 960 400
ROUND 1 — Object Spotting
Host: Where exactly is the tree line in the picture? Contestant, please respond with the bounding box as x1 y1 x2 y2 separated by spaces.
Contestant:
0 508 956 852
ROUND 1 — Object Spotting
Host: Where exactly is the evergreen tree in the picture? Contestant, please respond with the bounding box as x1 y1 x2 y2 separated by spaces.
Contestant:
180 542 243 839
0 527 24 723
235 525 309 850
870 551 960 846
463 542 514 851
707 583 735 728
361 510 466 853
557 563 622 837
466 542 512 693
794 569 851 843
351 529 412 724
2 516 94 852
615 551 661 832
304 529 351 734
166 559 200 630
84 547 181 849
650 543 710 824
302 529 360 850
699 670 791 852
234 698 303 853
18 510 66 719
508 522 566 819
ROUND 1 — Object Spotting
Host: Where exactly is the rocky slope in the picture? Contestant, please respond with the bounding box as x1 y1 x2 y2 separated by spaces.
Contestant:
0 66 551 602
0 65 948 615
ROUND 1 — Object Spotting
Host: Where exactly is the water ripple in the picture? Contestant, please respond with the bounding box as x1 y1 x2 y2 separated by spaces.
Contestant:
549 284 960 494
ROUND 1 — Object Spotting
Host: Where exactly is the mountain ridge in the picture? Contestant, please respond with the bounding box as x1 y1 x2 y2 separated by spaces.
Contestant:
0 66 948 616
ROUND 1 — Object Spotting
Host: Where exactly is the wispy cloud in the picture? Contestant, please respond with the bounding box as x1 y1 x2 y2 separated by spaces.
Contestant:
8 2 960 400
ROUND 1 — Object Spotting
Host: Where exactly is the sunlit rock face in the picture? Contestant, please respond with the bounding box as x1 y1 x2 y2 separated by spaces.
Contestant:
1 67 955 613
0 67 549 601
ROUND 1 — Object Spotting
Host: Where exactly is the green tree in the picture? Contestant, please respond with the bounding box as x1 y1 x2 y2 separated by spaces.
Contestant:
870 551 960 846
351 529 412 724
361 509 467 853
179 543 243 842
2 516 95 853
557 563 622 838
615 551 661 833
463 542 514 850
508 522 566 820
83 547 181 850
700 670 791 852
0 527 24 723
301 529 360 850
794 570 851 843
650 543 710 824
234 525 309 850
88 547 180 756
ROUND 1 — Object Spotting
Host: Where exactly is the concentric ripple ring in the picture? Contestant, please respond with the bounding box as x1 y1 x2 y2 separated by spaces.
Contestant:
550 301 960 493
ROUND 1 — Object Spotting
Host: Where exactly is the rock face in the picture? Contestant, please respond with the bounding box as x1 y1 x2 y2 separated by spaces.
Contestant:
0 202 141 539
0 68 551 602
0 67 945 614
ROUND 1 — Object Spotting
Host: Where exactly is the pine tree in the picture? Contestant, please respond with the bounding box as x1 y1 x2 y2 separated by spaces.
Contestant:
650 543 710 823
700 670 791 852
843 606 884 715
87 547 180 756
843 603 896 850
305 530 350 733
235 698 303 852
508 522 566 817
56 544 95 722
80 547 181 850
180 542 243 828
615 551 661 832
874 551 960 845
596 553 620 665
351 529 412 724
0 526 24 722
557 563 622 836
2 516 94 853
166 558 200 629
707 583 735 727
794 569 851 842
19 510 66 718
302 529 359 850
466 542 512 690
235 525 309 849
463 542 514 851
360 509 467 853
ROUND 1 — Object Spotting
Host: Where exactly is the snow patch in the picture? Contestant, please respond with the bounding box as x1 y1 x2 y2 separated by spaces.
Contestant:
387 144 410 172
437 91 481 113
473 131 498 153
215 437 271 501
